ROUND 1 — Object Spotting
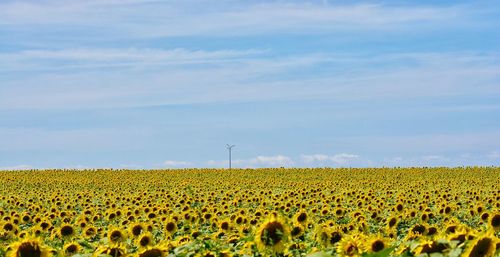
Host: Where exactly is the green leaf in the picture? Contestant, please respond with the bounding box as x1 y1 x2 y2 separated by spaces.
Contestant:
448 247 462 257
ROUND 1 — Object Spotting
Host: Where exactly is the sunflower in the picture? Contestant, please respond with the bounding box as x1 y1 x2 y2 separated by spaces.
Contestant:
108 227 127 243
62 242 81 256
227 234 240 244
57 223 76 239
489 212 500 232
164 220 177 236
385 227 397 239
337 234 363 257
136 232 155 249
443 220 462 234
173 236 191 247
238 224 252 236
94 244 127 257
129 222 147 237
134 246 167 257
447 226 470 244
7 237 52 257
426 226 438 237
255 216 291 253
413 239 449 255
38 220 51 232
2 222 17 235
314 225 330 247
329 230 343 246
410 224 426 235
364 235 390 254
218 219 231 231
293 210 308 225
290 223 305 238
83 226 97 238
462 231 498 257
386 216 398 229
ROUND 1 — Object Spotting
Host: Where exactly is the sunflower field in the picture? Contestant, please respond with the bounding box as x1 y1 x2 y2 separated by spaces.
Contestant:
0 167 499 257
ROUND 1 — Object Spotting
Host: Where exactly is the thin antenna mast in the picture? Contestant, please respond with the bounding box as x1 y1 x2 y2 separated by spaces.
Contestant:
226 144 235 169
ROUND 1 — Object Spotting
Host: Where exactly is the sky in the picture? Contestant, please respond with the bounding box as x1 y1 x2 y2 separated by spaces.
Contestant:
1 0 500 169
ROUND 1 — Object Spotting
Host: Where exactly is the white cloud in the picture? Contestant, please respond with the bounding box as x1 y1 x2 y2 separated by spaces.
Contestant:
208 155 293 168
248 155 294 167
163 160 193 168
301 153 359 165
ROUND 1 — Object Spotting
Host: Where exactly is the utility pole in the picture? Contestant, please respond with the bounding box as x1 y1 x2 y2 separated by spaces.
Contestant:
226 144 235 169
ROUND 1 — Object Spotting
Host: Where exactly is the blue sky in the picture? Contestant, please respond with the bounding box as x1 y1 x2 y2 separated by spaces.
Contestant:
1 0 499 169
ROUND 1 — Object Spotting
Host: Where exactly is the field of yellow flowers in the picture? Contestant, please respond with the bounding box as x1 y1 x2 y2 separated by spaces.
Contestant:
0 167 499 257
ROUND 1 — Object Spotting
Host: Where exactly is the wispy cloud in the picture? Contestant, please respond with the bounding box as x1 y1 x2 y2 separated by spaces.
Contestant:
1 51 499 110
0 1 473 37
381 152 500 167
0 48 265 72
1 48 263 63
163 160 193 168
247 155 294 167
208 155 293 168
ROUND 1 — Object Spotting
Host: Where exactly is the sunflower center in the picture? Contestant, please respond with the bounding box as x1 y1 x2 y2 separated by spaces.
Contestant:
140 236 151 247
40 222 49 230
17 242 42 257
132 225 143 236
427 227 437 235
420 241 448 254
446 225 456 233
66 244 78 253
491 214 500 227
139 249 163 257
166 222 176 232
346 245 358 256
85 228 96 236
371 240 385 252
261 221 284 246
3 223 13 231
330 231 342 244
411 224 426 234
61 225 74 236
291 226 302 237
297 213 307 222
388 218 397 227
468 238 493 257
110 230 123 241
